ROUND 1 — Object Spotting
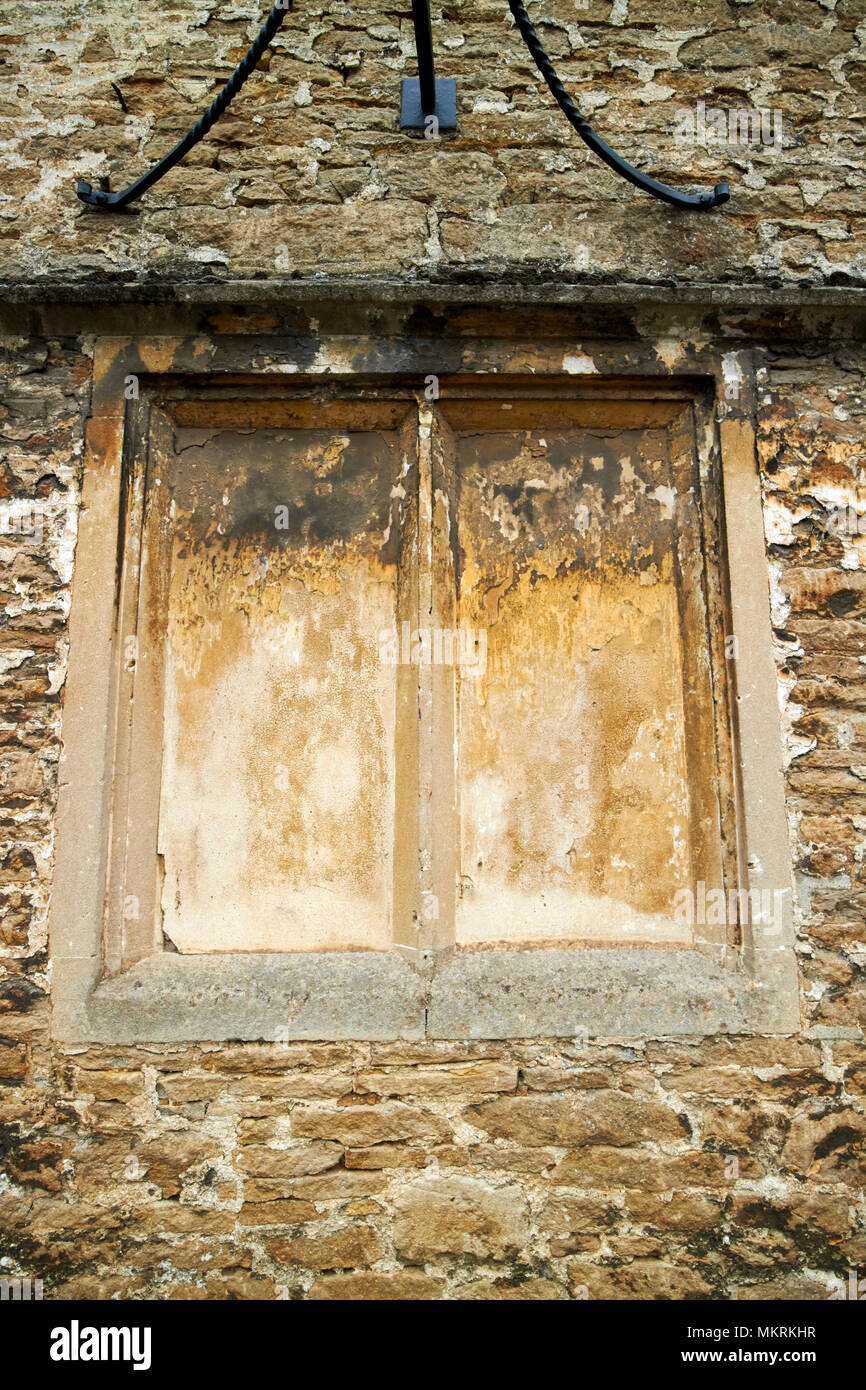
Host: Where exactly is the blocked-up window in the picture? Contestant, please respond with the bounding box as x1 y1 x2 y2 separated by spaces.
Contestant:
52 355 796 1042
116 391 734 962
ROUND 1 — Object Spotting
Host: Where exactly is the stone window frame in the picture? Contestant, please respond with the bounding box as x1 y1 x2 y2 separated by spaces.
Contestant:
50 332 798 1042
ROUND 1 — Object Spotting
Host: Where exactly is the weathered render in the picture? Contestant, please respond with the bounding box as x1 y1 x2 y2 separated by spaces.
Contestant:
0 0 864 1300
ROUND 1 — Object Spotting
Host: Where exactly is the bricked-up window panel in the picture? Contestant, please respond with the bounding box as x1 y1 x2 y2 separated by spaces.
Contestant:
145 404 417 954
120 393 735 962
437 402 731 948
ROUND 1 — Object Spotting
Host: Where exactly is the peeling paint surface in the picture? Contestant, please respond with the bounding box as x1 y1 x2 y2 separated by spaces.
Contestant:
157 420 408 952
135 396 730 954
451 420 712 945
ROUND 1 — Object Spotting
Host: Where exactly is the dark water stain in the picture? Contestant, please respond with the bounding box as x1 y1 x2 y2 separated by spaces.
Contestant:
169 427 407 563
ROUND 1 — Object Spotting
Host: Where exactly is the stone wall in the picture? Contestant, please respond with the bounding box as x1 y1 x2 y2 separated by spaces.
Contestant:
0 0 864 288
0 0 864 1301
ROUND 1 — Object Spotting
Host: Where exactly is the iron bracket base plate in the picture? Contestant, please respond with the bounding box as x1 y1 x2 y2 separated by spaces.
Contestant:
400 77 457 131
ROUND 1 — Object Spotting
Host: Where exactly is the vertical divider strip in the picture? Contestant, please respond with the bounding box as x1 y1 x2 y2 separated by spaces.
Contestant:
427 404 458 951
393 404 423 955
395 402 459 960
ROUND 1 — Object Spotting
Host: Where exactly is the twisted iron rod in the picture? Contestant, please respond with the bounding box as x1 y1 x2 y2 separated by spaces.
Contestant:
77 2 291 210
507 0 730 211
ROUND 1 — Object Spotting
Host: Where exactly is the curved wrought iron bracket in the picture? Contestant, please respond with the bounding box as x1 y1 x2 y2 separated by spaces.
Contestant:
76 0 730 215
77 1 291 211
507 0 729 211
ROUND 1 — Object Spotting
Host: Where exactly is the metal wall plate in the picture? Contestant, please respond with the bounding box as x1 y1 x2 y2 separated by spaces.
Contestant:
400 77 457 131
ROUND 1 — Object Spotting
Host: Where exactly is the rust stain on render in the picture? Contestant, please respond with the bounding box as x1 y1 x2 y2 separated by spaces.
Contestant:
450 421 708 946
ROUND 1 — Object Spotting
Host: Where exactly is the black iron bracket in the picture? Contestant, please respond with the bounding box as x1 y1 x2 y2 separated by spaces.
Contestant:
74 0 730 214
400 77 457 132
400 0 456 131
507 0 729 211
77 1 291 211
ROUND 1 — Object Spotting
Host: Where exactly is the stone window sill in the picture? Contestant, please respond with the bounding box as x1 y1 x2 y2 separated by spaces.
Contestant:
59 943 797 1043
